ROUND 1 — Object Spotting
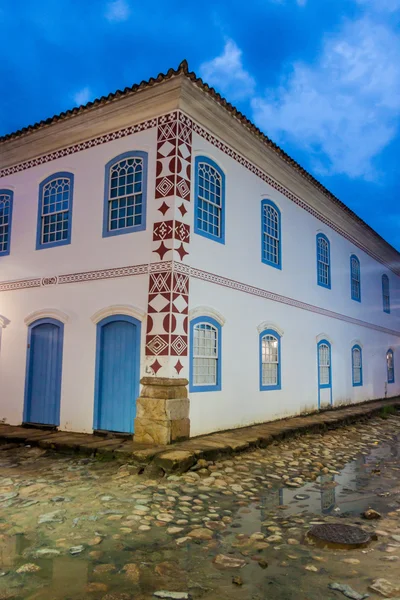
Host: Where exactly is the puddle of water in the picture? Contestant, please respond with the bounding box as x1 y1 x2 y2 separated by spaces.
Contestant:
264 436 400 519
2 424 400 600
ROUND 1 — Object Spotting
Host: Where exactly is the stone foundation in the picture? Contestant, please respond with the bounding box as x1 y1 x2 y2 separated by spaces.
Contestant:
134 377 190 445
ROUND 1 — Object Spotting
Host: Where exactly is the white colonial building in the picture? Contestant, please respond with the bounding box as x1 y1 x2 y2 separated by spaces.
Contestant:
0 61 399 444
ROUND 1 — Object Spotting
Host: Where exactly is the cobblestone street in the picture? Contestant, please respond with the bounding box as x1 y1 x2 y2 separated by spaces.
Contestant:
2 411 400 599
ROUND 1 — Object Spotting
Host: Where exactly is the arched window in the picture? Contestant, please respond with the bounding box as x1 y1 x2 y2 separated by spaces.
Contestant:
103 151 147 237
261 200 281 269
351 344 363 386
387 349 395 384
189 316 222 392
36 173 74 249
382 274 390 314
194 156 225 244
350 255 361 302
316 234 331 289
318 340 331 388
0 189 13 257
259 329 281 390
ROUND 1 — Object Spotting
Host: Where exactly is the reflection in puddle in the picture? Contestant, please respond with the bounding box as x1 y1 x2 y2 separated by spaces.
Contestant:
1 427 400 599
260 437 400 518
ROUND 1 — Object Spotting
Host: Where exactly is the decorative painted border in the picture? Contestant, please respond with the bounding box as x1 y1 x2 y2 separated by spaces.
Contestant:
0 118 158 179
0 260 399 337
58 263 148 284
144 112 192 377
186 114 400 275
175 262 400 338
0 278 41 292
1 107 398 274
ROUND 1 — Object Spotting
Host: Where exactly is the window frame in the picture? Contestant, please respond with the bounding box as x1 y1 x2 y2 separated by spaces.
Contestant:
0 189 14 257
350 254 361 302
387 348 395 384
317 339 332 389
316 233 331 289
194 156 225 245
259 328 281 391
382 274 390 314
351 344 363 387
102 151 148 238
36 172 74 250
261 199 282 270
189 315 222 392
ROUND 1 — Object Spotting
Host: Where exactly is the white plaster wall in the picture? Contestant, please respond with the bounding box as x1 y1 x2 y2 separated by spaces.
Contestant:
188 278 400 437
0 127 157 282
190 133 400 333
0 276 148 432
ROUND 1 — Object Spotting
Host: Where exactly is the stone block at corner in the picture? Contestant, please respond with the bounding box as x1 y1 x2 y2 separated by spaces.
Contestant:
171 417 190 441
154 450 196 473
134 418 171 445
136 398 189 421
140 377 189 400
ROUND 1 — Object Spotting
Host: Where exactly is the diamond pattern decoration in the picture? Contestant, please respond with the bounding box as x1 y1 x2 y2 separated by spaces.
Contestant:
171 293 188 314
149 272 171 293
174 360 184 375
177 203 187 217
171 335 187 356
150 359 162 375
156 177 174 197
145 112 192 371
153 241 170 260
175 222 190 243
175 243 189 261
148 293 170 313
176 178 190 199
158 201 170 216
153 220 174 241
173 273 189 294
146 335 169 356
158 140 175 157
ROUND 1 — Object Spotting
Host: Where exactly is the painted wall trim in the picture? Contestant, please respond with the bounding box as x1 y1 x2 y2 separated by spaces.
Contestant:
175 263 400 338
189 305 226 326
24 308 70 326
3 260 399 337
91 304 146 324
316 333 333 344
257 321 284 336
1 108 399 276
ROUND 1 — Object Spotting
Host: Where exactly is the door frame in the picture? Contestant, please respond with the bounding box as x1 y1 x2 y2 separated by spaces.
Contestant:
23 317 64 426
93 314 141 433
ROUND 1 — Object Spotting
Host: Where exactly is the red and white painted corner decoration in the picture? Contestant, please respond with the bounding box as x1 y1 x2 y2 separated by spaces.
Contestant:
145 112 192 377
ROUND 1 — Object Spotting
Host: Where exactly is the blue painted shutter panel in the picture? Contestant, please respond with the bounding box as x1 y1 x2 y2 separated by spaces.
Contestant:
98 320 137 433
26 323 62 425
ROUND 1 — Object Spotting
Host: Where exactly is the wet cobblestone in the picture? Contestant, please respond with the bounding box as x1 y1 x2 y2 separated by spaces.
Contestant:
2 413 400 598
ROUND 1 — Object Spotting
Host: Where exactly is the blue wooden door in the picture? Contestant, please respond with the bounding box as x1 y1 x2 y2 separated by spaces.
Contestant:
24 319 64 426
94 315 140 433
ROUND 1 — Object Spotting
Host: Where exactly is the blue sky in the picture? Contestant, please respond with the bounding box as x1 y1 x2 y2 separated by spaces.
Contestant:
1 0 400 250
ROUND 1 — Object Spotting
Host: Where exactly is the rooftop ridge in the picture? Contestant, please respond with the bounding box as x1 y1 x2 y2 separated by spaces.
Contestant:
1 60 399 260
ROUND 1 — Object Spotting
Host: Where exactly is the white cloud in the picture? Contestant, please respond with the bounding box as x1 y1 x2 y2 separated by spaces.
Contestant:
251 18 400 179
199 39 256 101
355 0 400 12
105 0 130 23
73 87 92 106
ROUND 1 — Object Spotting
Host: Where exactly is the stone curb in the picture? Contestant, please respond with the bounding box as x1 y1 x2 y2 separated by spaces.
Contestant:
0 397 399 473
